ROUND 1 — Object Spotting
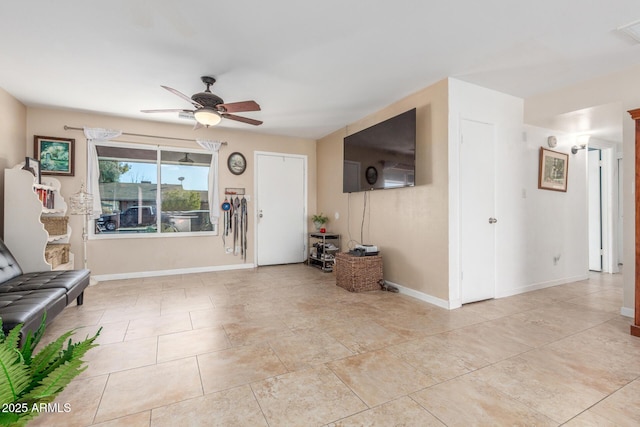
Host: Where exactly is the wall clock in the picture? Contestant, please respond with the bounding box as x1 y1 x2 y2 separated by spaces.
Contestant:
227 152 246 175
365 166 378 185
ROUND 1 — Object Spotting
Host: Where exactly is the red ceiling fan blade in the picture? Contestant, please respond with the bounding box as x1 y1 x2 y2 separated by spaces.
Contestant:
161 85 203 108
217 100 261 113
222 113 263 126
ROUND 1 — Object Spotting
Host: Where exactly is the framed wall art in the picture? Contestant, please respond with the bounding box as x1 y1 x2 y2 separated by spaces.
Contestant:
34 135 75 176
227 152 246 175
538 147 568 192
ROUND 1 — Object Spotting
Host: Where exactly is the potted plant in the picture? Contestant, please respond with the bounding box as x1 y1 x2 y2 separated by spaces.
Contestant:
311 213 329 231
0 315 101 426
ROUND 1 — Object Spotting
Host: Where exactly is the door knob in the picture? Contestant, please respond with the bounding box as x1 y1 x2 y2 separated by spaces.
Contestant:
488 217 497 224
259 210 263 218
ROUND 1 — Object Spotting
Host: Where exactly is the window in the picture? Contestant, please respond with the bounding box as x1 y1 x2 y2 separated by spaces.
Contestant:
92 142 215 236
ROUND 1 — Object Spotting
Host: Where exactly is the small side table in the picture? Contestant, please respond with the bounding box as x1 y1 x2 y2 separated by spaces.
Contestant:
335 252 383 292
308 233 340 272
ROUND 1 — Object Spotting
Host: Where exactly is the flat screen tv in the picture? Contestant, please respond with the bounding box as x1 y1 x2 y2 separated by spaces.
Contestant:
343 108 416 193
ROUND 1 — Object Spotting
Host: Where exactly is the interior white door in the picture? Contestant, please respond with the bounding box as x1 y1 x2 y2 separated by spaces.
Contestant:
460 119 496 304
588 149 603 271
256 153 306 266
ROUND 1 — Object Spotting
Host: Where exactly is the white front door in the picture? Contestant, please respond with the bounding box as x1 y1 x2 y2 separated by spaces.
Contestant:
460 119 496 304
255 152 307 266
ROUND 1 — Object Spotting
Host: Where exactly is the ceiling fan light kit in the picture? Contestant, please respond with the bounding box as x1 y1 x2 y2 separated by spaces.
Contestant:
194 108 222 127
142 76 262 128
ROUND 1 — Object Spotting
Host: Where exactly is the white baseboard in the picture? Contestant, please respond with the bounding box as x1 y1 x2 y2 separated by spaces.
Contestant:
385 280 455 310
387 274 591 311
92 263 255 282
494 274 590 299
620 307 635 318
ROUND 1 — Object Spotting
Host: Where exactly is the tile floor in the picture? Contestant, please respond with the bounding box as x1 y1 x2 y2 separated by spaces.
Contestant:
28 265 640 426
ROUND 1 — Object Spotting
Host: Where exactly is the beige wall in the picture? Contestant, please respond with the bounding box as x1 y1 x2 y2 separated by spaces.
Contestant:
25 107 316 276
317 79 449 299
0 88 27 239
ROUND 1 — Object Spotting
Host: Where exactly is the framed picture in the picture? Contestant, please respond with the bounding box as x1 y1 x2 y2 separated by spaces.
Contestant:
227 152 247 175
33 135 75 176
24 157 41 184
538 147 568 192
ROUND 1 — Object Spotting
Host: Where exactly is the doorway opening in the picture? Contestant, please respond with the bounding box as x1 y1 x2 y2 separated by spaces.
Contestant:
586 140 621 274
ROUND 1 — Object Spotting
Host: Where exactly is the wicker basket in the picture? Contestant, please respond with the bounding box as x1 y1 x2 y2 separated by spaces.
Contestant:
335 252 383 292
41 216 69 235
45 243 70 269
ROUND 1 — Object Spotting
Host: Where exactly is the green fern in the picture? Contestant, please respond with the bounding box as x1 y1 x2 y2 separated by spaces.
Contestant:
0 345 31 403
28 331 74 385
23 358 87 402
17 316 47 366
0 314 101 426
3 327 22 357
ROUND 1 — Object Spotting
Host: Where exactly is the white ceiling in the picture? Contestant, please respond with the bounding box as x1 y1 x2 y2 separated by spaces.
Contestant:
1 1 640 140
529 102 625 143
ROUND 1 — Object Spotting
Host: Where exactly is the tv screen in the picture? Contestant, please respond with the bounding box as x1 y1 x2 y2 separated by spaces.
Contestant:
343 108 416 193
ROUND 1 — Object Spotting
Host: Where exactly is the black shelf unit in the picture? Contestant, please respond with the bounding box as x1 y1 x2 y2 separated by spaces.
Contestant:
308 232 341 272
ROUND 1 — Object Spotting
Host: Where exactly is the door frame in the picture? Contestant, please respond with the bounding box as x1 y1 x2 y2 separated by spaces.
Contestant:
458 118 497 304
253 151 308 266
588 147 603 271
448 117 497 308
617 155 624 267
588 139 619 274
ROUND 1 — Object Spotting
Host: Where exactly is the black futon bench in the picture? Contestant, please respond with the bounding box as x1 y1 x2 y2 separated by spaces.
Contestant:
0 238 90 340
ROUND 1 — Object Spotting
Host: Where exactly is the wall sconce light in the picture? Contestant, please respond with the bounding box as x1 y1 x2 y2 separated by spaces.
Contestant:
571 134 591 154
571 144 586 154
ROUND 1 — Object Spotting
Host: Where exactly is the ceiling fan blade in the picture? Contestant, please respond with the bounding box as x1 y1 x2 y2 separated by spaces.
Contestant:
222 113 263 126
141 108 193 113
193 121 204 131
161 85 203 108
217 100 261 113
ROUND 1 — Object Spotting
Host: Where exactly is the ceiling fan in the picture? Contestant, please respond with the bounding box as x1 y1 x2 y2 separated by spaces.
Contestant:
141 76 262 128
178 153 194 163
